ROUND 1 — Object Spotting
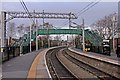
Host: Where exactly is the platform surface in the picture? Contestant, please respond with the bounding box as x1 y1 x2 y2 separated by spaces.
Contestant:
69 48 120 65
2 49 49 79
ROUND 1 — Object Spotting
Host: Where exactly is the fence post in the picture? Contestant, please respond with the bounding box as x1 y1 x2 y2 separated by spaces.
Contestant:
7 47 10 61
13 46 15 57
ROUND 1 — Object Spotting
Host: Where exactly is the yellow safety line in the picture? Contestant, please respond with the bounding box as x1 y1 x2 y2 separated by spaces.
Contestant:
27 52 41 80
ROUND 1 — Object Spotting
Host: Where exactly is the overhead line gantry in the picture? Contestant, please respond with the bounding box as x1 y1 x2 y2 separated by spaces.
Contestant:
0 11 77 47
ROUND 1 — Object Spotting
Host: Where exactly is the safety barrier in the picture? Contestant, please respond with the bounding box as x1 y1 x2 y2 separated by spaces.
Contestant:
1 46 20 62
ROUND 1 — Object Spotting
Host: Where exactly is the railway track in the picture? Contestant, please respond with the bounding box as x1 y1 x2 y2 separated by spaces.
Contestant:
45 47 77 79
46 47 120 80
62 49 118 80
67 48 120 79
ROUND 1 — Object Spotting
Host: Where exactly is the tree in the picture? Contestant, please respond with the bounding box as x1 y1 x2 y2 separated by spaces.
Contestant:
91 13 117 39
7 22 17 45
24 26 30 33
7 22 16 38
17 24 25 38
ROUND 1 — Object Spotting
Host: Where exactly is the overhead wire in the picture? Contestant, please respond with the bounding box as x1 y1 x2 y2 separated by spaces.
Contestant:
19 0 34 23
60 1 96 27
77 0 101 16
60 0 101 27
19 0 100 28
19 0 36 52
76 0 97 15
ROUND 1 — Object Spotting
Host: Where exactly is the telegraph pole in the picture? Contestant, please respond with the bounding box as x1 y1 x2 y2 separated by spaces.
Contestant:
82 18 85 52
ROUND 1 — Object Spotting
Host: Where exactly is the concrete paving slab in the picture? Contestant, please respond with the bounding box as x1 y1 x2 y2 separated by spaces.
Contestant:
2 49 44 79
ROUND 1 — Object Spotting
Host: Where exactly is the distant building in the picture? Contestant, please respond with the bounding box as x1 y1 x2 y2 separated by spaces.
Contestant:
113 38 120 50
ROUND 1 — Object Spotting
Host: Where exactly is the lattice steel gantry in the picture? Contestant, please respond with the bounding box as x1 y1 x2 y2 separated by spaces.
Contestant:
6 11 77 22
0 11 77 47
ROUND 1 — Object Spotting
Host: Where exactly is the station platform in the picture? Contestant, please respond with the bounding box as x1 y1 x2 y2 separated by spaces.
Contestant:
27 48 50 79
0 53 2 80
2 46 120 79
69 47 120 65
2 48 50 79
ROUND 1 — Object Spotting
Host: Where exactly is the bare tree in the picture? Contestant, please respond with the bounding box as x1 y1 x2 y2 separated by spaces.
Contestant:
91 13 117 39
24 25 30 33
7 22 16 38
7 22 17 45
17 24 25 38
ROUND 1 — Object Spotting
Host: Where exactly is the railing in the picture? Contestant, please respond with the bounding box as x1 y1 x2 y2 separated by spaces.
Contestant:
1 46 20 62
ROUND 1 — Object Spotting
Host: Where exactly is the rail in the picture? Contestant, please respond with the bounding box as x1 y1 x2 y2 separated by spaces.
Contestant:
68 48 120 79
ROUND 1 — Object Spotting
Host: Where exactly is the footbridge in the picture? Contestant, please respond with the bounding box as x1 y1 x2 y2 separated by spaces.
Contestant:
14 29 102 47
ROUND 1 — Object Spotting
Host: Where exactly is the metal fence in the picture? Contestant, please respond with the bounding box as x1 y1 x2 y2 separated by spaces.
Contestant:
1 46 20 62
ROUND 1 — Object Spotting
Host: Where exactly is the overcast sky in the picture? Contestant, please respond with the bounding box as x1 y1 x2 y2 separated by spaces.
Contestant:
0 0 119 28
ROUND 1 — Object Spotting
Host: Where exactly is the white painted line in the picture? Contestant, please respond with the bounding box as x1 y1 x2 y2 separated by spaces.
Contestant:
44 49 52 78
44 46 65 78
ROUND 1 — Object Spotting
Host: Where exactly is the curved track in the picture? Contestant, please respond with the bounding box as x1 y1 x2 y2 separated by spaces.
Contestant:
46 47 119 80
62 49 118 80
45 47 77 79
